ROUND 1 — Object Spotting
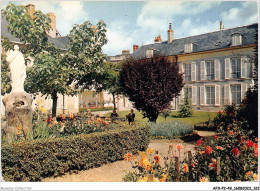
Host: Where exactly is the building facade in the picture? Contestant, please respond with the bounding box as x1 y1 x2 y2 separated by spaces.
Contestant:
132 23 257 111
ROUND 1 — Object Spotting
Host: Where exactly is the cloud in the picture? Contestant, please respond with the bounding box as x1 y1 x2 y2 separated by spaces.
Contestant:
221 1 258 28
21 1 87 35
102 21 134 55
136 1 221 31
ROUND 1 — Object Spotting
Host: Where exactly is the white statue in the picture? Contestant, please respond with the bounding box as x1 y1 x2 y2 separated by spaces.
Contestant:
6 45 26 92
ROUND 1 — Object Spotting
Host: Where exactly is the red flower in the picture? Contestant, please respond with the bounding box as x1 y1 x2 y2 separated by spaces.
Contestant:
232 148 240 157
246 140 253 148
47 117 53 122
154 155 161 163
197 139 203 146
205 146 213 155
214 135 219 140
254 147 258 157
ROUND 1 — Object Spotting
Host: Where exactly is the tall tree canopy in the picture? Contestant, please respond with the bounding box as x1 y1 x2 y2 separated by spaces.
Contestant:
120 57 183 122
2 3 108 116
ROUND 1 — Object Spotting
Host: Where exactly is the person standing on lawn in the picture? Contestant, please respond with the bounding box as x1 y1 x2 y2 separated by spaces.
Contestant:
127 109 135 125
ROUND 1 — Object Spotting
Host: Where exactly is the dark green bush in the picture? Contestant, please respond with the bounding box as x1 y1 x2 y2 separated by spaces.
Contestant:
1 125 150 182
178 96 193 118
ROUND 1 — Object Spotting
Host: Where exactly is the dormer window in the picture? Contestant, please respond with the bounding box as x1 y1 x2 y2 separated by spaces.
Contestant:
184 42 193 53
232 33 242 46
146 49 153 58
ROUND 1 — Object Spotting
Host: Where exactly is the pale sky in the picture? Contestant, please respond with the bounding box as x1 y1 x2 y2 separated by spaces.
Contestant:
2 1 259 56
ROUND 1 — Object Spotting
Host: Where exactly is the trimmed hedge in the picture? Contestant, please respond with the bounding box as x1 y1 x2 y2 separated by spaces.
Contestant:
1 125 150 181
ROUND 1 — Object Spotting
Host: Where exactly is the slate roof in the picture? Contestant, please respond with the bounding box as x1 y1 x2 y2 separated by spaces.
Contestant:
132 23 258 60
1 17 69 50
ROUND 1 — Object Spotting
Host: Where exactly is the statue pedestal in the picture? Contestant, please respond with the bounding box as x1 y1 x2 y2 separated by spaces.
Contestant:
2 92 33 143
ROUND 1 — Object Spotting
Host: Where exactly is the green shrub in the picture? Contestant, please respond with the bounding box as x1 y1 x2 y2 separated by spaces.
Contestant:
178 96 193 118
150 121 194 139
1 125 150 181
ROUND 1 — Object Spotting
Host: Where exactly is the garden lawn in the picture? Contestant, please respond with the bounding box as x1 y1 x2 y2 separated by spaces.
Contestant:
106 110 217 126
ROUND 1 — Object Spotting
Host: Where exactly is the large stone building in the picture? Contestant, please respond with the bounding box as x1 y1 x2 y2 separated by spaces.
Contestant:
132 23 257 111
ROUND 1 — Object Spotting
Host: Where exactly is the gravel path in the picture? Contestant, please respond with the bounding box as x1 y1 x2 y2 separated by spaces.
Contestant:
42 131 215 182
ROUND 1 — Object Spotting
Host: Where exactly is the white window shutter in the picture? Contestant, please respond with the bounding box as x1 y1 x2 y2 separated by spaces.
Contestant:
241 83 248 99
63 95 68 109
191 62 196 81
75 95 79 109
215 85 220 106
224 85 230 105
225 58 230 79
200 61 205 81
200 86 205 105
252 62 256 77
241 56 247 78
179 63 183 73
179 89 184 104
57 94 61 109
214 59 220 80
192 86 197 105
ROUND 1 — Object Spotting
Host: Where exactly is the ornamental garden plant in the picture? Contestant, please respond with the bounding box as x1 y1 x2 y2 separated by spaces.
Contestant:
123 120 258 182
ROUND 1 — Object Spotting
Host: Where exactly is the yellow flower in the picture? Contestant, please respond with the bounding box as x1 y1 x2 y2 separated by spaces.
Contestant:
138 151 146 158
40 106 46 113
137 176 148 182
253 173 258 181
153 178 159 182
147 148 154 155
200 177 209 182
160 174 167 182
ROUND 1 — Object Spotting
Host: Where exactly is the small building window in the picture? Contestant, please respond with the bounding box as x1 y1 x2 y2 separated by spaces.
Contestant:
184 43 193 53
146 49 153 58
232 34 242 46
184 86 192 100
231 85 241 105
231 58 241 79
184 63 191 81
206 86 215 105
206 61 214 80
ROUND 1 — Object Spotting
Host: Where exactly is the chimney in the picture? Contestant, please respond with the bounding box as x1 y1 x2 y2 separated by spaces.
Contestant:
122 50 130 54
25 4 35 19
154 34 162 43
133 44 139 52
47 12 56 38
167 23 174 43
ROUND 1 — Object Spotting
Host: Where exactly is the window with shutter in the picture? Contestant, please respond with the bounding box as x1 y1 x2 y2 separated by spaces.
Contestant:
179 63 183 73
192 86 197 105
63 95 68 109
206 61 214 80
225 58 230 79
241 56 247 78
224 85 230 105
214 59 220 80
206 86 215 105
215 85 220 106
230 85 241 105
232 34 242 46
191 62 196 81
200 61 205 81
184 63 191 81
230 58 241 79
200 86 205 105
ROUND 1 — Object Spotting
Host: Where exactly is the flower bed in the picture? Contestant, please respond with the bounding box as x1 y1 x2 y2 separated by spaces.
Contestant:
123 121 258 182
1 125 150 181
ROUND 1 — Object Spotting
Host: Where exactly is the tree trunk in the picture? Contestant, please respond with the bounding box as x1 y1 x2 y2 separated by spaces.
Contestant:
52 92 58 117
112 93 116 111
149 113 159 123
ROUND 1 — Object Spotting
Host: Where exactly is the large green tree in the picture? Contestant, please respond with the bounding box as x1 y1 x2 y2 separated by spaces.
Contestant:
103 62 123 110
2 3 108 116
